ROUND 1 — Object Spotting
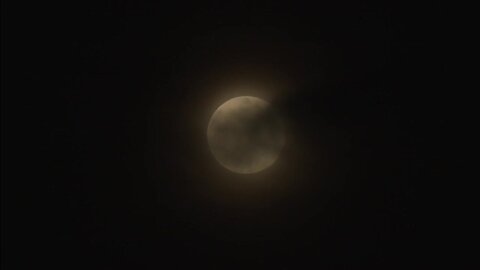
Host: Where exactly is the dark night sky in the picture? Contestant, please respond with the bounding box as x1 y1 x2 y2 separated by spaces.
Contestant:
3 1 443 269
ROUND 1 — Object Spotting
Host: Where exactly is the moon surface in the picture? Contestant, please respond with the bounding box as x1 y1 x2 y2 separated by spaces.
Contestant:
207 96 285 174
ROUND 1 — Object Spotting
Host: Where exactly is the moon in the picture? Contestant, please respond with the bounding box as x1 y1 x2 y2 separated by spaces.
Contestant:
207 96 285 174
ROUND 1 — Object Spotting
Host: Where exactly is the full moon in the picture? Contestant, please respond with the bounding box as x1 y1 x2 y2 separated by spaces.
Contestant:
207 96 285 174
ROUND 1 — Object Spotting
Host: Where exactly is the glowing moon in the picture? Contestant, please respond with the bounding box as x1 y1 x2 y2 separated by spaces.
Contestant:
207 96 285 174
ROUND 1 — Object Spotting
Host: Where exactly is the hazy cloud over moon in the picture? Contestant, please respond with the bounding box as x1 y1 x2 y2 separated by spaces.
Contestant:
207 96 285 174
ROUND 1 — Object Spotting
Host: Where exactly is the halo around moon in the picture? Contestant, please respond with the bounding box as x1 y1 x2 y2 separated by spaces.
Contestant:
207 96 285 174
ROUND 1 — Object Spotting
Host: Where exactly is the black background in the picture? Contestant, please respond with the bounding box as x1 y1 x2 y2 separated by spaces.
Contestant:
3 1 442 269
